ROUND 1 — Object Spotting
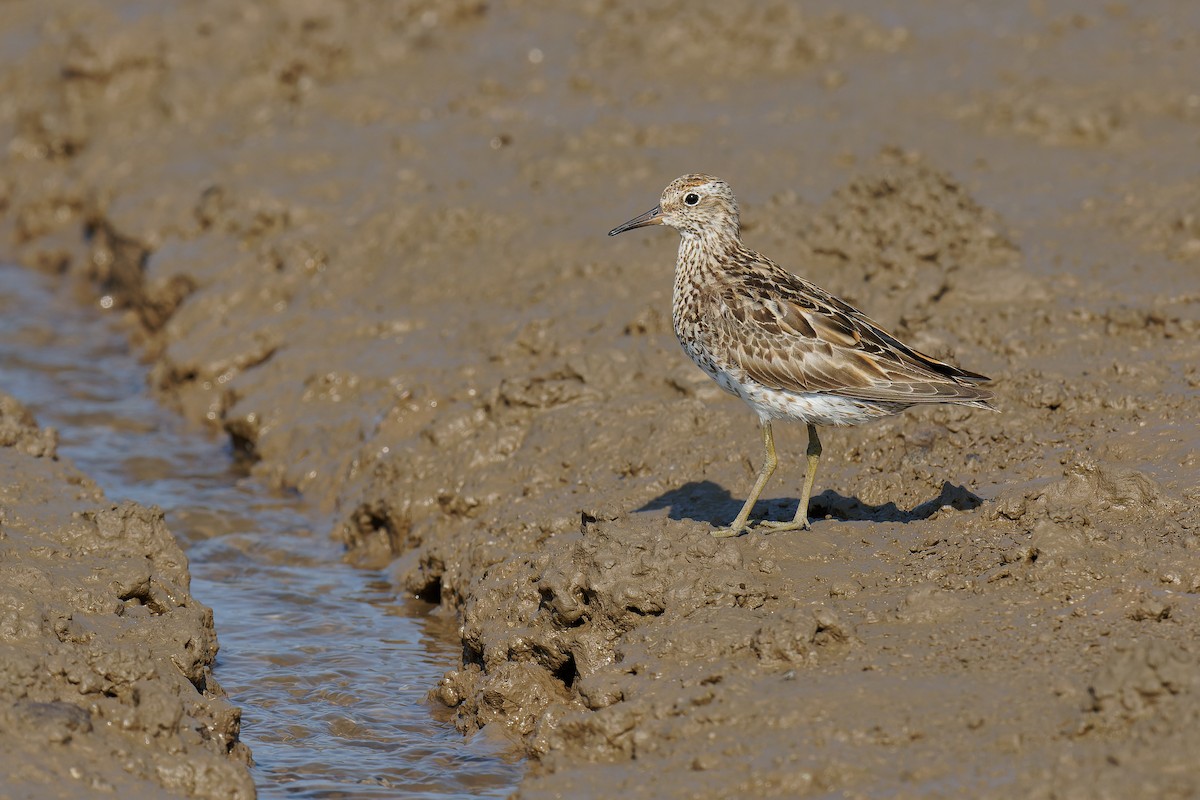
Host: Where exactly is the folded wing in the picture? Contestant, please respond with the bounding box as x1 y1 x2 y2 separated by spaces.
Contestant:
713 264 993 407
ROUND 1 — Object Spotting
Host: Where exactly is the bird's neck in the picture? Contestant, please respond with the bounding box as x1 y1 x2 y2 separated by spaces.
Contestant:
673 229 743 334
675 228 740 284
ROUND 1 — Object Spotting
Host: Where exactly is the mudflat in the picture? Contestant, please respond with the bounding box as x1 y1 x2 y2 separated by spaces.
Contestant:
0 393 252 798
2 1 1198 797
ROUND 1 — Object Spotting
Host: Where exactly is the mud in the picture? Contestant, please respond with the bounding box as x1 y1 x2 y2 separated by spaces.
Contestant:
2 0 1199 797
0 393 252 798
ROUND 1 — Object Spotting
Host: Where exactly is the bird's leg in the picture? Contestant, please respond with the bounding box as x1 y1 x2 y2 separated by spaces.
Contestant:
761 424 821 533
797 424 822 529
712 422 776 538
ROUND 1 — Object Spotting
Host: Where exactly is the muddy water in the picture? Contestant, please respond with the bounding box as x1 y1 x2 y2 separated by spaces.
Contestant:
0 263 522 798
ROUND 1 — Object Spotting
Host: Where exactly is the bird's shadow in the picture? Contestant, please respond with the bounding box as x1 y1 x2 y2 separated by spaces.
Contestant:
637 479 982 526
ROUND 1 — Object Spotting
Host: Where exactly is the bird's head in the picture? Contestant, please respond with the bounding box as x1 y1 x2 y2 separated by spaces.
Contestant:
609 174 740 242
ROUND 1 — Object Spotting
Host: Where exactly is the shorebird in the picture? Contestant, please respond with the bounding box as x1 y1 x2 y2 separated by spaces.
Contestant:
609 174 994 537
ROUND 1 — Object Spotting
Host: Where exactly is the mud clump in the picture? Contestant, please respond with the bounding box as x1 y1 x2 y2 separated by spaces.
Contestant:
1086 640 1197 725
0 393 58 456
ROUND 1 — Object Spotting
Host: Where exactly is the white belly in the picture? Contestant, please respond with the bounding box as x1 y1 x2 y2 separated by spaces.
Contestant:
737 379 897 426
695 355 901 427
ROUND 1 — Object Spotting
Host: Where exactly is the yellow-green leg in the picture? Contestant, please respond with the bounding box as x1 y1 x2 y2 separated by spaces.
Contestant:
760 424 822 533
712 422 777 538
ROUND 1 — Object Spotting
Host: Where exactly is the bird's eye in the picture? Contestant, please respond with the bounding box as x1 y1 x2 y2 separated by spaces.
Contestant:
684 192 700 206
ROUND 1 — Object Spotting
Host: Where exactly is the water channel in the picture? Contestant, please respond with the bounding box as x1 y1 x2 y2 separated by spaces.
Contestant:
0 264 522 798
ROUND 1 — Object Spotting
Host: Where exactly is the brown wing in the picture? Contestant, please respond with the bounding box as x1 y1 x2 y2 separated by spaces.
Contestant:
710 257 993 406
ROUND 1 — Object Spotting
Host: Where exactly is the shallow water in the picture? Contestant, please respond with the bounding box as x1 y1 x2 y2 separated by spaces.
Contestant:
0 264 522 798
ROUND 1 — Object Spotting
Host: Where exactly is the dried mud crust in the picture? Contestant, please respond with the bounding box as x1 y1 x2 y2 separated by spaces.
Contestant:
0 394 253 799
2 0 1200 798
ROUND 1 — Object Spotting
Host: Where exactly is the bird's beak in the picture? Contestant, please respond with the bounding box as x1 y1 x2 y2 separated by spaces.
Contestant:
608 205 663 236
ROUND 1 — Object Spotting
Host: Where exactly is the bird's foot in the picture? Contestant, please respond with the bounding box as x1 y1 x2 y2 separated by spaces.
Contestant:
710 525 749 539
757 517 811 533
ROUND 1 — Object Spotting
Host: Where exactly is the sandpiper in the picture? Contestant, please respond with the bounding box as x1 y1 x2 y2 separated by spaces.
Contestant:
609 174 994 537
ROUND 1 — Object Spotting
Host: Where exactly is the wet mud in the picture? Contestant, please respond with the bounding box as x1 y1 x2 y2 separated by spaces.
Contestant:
0 394 252 798
0 262 521 798
2 0 1200 797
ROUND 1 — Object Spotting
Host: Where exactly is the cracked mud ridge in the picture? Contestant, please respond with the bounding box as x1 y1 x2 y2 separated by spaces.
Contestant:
2 1 1199 798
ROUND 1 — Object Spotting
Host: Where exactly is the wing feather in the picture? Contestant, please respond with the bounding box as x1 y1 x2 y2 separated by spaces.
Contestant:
711 255 993 407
